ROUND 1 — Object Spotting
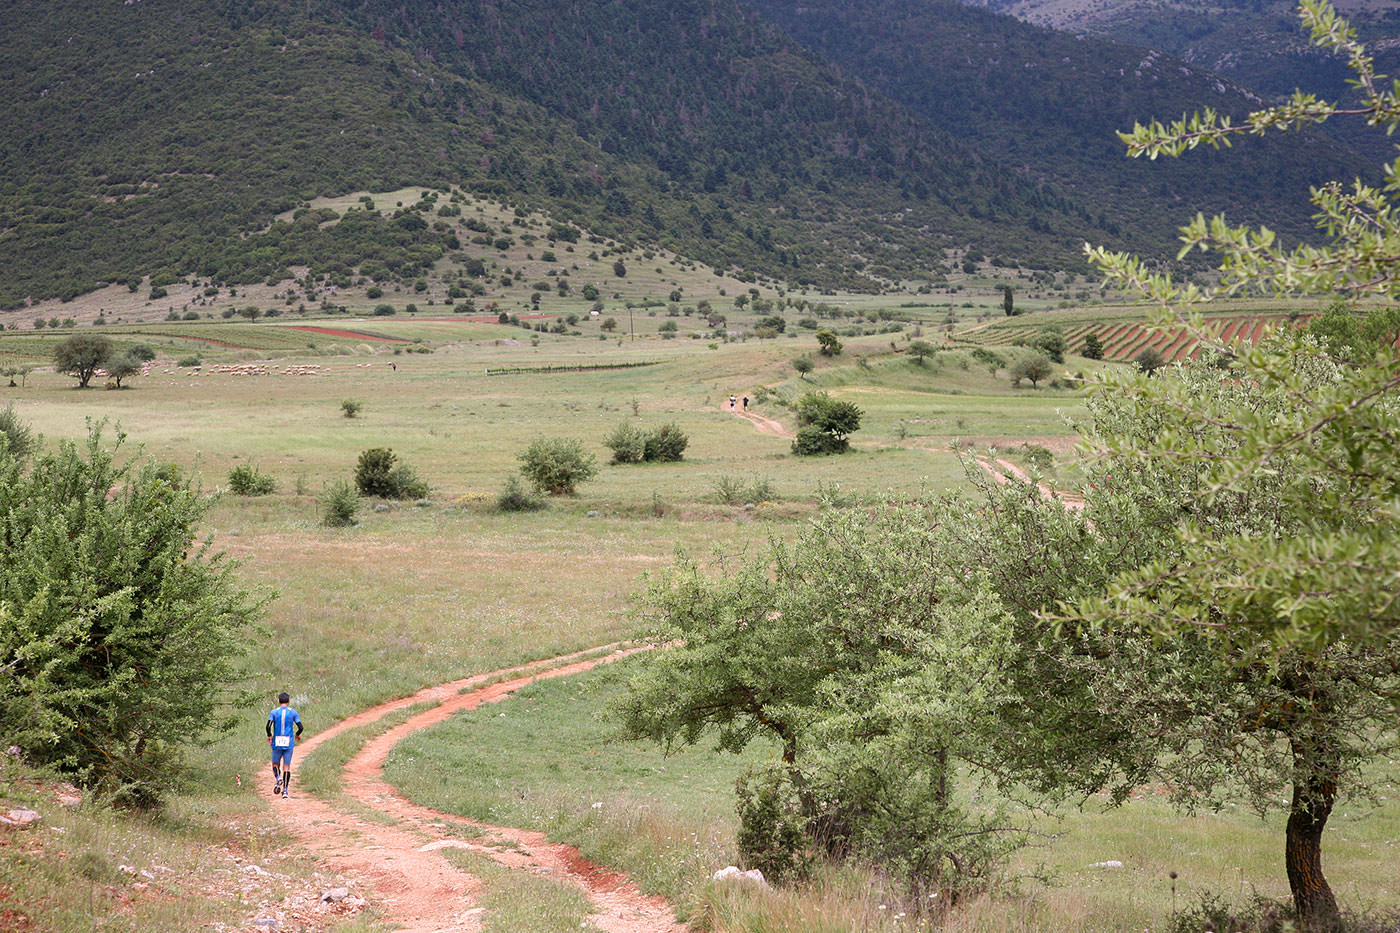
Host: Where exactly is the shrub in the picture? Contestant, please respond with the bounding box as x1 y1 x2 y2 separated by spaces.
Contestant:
791 391 862 456
0 427 264 806
1082 333 1105 360
354 447 428 499
321 479 359 527
341 399 362 418
373 303 396 316
496 475 546 512
642 423 688 462
518 437 598 495
1008 352 1053 388
603 422 646 464
713 474 776 505
227 463 275 496
177 355 201 367
735 767 814 883
792 355 814 378
0 404 36 463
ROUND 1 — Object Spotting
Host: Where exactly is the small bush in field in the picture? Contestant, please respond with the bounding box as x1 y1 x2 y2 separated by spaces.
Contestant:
603 422 646 464
321 480 359 527
518 437 597 495
227 463 275 496
713 474 776 505
496 475 545 512
642 423 688 462
341 399 362 418
604 422 687 464
355 448 429 499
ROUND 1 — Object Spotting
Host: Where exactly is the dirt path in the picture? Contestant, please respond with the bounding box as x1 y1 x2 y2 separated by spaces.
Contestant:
262 645 684 933
975 456 1085 510
724 404 792 438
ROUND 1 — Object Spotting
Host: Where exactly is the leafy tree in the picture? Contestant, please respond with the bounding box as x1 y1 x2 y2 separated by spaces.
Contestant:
104 352 142 389
1081 332 1105 360
791 391 861 455
1007 351 1052 387
612 260 627 277
791 355 814 379
600 316 618 332
0 427 264 806
518 437 598 495
53 333 113 388
1027 327 1065 363
1001 284 1014 316
1082 3 1400 923
815 329 842 356
907 339 936 364
227 463 276 496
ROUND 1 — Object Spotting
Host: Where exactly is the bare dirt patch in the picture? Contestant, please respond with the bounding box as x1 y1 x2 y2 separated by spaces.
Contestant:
261 645 683 933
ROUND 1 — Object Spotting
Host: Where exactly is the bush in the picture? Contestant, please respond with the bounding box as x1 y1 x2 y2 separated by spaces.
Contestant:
1008 352 1053 388
518 437 598 495
341 399 362 418
605 422 689 464
227 463 275 496
791 391 862 456
1082 333 1105 360
0 427 264 806
735 767 814 883
713 474 776 505
0 404 36 463
354 448 428 499
495 475 546 512
603 422 646 464
321 479 359 527
177 355 201 367
642 423 688 462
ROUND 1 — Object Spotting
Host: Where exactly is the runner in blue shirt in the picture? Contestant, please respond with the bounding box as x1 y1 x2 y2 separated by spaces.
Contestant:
266 691 303 799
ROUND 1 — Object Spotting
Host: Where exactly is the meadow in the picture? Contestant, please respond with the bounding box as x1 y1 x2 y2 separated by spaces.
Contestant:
2 300 1395 932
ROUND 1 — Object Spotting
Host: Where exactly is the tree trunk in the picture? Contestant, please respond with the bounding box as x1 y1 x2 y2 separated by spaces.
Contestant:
1285 740 1340 931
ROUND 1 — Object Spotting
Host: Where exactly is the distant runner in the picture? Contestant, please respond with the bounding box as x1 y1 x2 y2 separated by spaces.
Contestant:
729 395 737 409
267 691 303 799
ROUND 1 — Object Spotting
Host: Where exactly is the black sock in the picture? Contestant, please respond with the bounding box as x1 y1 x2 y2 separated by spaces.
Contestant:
282 772 290 789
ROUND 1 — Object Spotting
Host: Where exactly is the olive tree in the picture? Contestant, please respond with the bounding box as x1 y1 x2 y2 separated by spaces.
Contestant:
0 427 266 806
53 333 112 388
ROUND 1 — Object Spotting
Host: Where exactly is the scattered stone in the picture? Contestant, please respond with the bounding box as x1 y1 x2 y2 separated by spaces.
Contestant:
586 510 599 517
54 784 82 807
252 919 278 929
742 503 755 511
1089 860 1124 870
373 503 389 512
321 888 350 903
414 499 431 508
242 863 272 877
711 866 768 887
0 808 42 829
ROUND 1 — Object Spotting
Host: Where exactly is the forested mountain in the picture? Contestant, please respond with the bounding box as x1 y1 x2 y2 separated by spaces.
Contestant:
744 0 1375 245
0 0 1376 307
953 0 1400 162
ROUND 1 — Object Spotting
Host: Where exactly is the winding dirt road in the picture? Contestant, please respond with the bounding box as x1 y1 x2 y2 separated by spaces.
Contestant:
262 645 683 933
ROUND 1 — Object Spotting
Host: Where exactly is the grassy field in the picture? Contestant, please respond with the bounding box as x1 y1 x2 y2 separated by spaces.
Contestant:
3 305 1395 931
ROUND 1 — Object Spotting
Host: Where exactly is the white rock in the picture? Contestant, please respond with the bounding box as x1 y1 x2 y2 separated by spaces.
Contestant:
711 866 768 887
1089 860 1124 870
321 887 350 903
0 808 41 829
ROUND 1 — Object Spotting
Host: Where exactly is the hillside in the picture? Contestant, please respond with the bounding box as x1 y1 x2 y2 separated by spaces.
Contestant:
1 0 1109 308
952 0 1400 162
0 0 1377 309
743 0 1376 242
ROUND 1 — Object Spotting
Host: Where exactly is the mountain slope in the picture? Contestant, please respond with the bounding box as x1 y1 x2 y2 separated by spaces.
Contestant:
743 0 1376 249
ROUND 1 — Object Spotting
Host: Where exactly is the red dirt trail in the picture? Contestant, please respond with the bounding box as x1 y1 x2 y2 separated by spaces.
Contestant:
261 645 683 933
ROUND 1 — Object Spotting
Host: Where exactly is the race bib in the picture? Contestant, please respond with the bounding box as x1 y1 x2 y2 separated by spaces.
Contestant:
273 735 291 748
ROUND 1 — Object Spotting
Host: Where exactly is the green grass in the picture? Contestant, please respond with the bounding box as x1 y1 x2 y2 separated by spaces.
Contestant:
7 311 1397 931
384 660 774 911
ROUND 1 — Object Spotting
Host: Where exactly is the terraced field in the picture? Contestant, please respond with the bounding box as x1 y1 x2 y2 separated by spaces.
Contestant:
954 302 1322 361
